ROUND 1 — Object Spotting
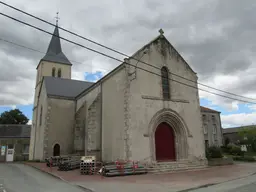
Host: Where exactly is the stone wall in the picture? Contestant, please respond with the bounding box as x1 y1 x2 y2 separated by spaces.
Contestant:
86 93 102 161
0 138 30 162
101 68 127 162
74 103 86 155
202 111 223 147
44 98 75 159
33 81 48 160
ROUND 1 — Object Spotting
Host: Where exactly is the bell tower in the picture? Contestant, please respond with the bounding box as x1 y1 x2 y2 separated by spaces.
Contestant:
29 16 72 160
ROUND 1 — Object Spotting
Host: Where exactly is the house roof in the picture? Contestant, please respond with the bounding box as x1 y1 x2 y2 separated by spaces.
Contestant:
40 25 72 66
44 76 94 99
0 124 31 138
200 106 221 113
222 125 256 134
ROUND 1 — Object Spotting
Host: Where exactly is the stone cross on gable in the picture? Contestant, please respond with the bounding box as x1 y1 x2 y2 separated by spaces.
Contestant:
159 28 164 35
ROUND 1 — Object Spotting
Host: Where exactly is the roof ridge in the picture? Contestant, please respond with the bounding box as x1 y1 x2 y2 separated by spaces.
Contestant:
44 76 94 84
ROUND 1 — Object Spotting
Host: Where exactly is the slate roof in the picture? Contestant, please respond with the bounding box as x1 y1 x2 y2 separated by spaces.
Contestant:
44 76 94 98
0 124 31 138
41 25 72 65
222 125 256 134
200 106 220 113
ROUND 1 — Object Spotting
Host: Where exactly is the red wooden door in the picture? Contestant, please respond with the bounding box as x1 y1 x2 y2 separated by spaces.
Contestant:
155 122 176 161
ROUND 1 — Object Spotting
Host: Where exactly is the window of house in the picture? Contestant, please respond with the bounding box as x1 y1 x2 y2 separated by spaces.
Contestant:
39 106 43 126
57 69 61 77
213 124 217 134
212 115 216 123
23 144 29 154
202 114 207 122
203 123 208 134
52 67 56 77
161 66 170 100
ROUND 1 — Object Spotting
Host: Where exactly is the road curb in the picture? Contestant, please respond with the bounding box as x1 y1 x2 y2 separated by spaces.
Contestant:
178 171 256 192
25 163 94 192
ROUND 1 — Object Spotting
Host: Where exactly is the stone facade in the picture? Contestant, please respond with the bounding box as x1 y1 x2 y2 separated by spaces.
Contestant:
119 35 206 166
74 103 86 154
86 93 102 160
45 98 75 157
201 107 223 147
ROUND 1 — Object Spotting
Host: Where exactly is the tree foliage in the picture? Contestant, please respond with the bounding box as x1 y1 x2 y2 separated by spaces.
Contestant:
0 109 29 124
238 126 256 152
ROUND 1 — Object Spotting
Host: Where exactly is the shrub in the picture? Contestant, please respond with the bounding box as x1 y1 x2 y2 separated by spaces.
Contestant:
225 138 230 146
233 156 256 162
229 144 244 156
206 146 223 159
220 146 229 153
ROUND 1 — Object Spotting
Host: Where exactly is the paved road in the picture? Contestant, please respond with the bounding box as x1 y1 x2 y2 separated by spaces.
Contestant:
0 163 89 192
189 173 256 192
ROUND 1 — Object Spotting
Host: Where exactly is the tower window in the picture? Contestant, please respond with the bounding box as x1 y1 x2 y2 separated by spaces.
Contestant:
52 68 56 77
58 69 61 78
161 66 170 100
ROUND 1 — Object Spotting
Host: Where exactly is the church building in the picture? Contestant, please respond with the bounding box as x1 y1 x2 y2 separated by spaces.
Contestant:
29 24 207 167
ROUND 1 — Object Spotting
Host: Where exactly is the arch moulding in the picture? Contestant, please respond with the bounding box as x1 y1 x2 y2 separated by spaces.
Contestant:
144 108 192 162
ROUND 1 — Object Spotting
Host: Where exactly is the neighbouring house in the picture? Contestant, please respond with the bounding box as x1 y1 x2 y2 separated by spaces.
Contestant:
200 107 223 148
30 25 208 170
0 124 31 162
222 125 256 145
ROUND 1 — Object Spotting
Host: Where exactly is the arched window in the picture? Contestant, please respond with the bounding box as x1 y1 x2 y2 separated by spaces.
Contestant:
52 68 56 77
161 66 170 100
57 69 61 78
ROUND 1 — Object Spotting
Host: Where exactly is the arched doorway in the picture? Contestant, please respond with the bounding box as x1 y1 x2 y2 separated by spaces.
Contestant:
53 144 60 156
155 122 176 161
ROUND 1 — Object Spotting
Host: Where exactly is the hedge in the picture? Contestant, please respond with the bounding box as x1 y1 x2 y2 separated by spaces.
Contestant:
233 156 256 162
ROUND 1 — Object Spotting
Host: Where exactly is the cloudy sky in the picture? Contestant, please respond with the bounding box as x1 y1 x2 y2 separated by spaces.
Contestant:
0 0 256 128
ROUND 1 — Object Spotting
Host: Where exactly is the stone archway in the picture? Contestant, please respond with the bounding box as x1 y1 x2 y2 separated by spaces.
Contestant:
53 143 60 156
155 122 176 161
147 109 190 162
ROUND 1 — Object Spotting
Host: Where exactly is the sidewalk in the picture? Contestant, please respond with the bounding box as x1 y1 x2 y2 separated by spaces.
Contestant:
26 162 256 192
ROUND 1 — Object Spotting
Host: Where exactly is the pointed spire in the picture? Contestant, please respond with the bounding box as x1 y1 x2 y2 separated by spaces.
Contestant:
46 25 62 55
41 24 71 65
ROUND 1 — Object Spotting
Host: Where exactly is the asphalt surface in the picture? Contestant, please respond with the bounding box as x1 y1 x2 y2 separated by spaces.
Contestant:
189 173 256 192
0 163 89 192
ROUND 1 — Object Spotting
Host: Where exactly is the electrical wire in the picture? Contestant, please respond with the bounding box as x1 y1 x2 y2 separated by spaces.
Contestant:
0 12 256 104
0 38 113 71
0 1 255 102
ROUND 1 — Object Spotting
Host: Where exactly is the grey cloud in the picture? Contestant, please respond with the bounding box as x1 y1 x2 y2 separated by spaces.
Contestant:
1 0 256 107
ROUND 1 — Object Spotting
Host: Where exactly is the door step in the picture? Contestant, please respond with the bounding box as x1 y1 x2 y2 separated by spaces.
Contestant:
146 160 208 174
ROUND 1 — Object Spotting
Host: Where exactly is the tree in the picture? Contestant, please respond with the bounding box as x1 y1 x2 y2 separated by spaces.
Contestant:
0 109 29 124
238 126 256 152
